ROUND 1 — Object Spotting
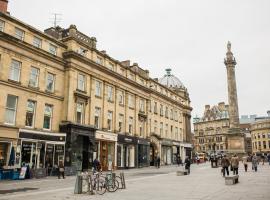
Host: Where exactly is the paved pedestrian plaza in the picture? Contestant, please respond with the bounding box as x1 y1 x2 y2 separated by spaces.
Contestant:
0 162 269 200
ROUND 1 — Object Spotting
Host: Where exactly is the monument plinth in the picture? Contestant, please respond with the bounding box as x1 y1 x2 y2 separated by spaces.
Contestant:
224 42 245 155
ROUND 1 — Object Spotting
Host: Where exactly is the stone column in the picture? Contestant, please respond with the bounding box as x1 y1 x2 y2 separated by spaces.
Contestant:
224 41 240 128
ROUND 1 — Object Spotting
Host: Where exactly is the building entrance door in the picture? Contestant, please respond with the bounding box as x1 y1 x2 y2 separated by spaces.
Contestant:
100 141 115 171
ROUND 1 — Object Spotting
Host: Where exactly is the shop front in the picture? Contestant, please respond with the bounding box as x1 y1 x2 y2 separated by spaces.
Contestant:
150 134 161 166
161 139 173 165
18 129 66 177
95 130 117 171
180 142 193 161
60 122 96 173
0 127 18 170
172 141 180 164
137 138 150 167
117 134 137 169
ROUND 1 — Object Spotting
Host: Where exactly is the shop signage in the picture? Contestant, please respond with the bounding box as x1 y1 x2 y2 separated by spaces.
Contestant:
19 167 27 179
118 134 137 144
172 141 180 146
161 139 173 146
71 128 95 138
137 138 150 145
96 131 117 141
19 132 66 142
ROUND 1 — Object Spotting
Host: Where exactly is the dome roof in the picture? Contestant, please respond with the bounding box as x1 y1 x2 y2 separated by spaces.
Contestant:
158 69 185 89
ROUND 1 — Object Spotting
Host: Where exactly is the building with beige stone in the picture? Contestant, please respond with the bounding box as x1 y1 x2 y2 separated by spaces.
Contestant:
0 1 192 174
251 111 270 155
193 103 230 155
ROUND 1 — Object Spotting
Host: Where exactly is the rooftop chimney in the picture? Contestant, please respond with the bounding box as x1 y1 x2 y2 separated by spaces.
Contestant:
121 60 130 67
0 0 8 13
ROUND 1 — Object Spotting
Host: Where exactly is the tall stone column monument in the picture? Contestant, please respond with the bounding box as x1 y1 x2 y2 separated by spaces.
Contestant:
224 42 245 155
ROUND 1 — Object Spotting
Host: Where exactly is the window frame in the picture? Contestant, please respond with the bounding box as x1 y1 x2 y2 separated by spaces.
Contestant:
25 100 36 128
49 43 57 55
95 80 102 97
0 20 5 32
94 107 101 129
33 36 42 48
9 59 21 82
107 85 114 102
29 67 39 88
46 72 55 92
14 27 25 41
4 95 18 125
77 73 86 91
43 104 53 130
76 102 84 124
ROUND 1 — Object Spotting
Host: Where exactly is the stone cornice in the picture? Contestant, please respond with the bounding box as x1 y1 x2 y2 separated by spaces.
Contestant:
0 80 64 101
0 32 66 66
63 51 192 111
0 12 67 48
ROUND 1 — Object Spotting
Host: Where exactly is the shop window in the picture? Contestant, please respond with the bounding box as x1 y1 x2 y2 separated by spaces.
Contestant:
43 104 53 130
107 85 114 102
77 73 86 91
46 72 55 92
29 67 39 87
95 80 102 97
0 142 9 168
76 102 84 124
94 107 101 129
107 111 113 131
25 100 36 127
9 59 21 82
33 36 42 48
5 94 18 125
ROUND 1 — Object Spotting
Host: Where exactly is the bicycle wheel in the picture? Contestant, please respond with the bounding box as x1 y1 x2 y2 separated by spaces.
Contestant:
115 176 123 189
94 179 106 195
107 179 119 192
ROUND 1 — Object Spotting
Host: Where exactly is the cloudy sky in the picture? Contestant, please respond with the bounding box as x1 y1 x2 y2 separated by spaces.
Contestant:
9 0 270 119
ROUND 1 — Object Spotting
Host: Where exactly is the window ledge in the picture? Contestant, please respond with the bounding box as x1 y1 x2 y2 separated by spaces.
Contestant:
45 89 55 94
119 103 124 107
76 88 87 94
28 85 40 91
107 100 114 103
95 95 102 99
8 79 21 85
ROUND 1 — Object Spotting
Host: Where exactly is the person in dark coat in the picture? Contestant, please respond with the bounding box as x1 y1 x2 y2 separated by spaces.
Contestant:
184 156 191 174
93 158 101 173
221 155 230 177
156 155 160 168
58 161 65 179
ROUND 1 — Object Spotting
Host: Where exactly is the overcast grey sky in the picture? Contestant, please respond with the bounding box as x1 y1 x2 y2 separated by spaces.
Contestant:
9 0 270 119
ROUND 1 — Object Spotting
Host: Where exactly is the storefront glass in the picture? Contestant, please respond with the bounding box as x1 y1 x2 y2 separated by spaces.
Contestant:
21 141 37 169
138 144 149 167
0 142 9 169
99 141 115 171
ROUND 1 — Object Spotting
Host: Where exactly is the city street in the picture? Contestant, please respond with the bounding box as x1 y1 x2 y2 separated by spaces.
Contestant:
0 162 270 200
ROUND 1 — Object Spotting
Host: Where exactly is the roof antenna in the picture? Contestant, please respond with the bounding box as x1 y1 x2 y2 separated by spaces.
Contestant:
50 13 62 28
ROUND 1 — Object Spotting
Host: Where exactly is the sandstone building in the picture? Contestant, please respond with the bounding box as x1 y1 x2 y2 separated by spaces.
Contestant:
251 111 270 155
0 1 192 173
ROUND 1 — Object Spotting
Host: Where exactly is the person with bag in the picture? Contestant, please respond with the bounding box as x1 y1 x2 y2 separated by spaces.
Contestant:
58 161 65 179
231 154 239 175
242 155 248 172
221 155 230 177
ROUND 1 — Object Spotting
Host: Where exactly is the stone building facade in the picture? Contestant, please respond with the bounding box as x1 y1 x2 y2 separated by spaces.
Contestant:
193 103 230 154
0 2 192 172
251 112 270 155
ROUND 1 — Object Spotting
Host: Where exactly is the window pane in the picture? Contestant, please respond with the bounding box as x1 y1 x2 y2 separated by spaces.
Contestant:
9 60 21 81
33 37 42 48
46 73 54 91
15 27 24 40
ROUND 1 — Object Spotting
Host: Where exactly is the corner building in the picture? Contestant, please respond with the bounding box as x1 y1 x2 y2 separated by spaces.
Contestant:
0 2 192 172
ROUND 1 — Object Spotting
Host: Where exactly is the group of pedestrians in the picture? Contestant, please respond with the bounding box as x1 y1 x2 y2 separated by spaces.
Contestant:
220 153 263 177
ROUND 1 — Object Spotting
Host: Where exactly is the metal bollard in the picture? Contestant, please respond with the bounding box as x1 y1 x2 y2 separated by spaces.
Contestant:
74 174 83 194
120 172 126 189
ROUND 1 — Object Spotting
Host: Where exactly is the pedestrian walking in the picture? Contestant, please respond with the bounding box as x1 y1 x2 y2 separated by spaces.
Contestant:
58 161 65 179
93 158 101 173
252 154 259 172
176 154 182 166
267 153 270 165
221 155 230 177
231 154 239 175
261 154 265 165
184 156 191 174
155 155 160 168
242 155 248 172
